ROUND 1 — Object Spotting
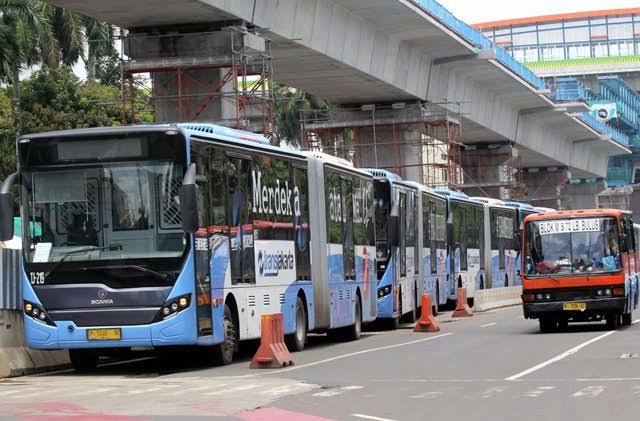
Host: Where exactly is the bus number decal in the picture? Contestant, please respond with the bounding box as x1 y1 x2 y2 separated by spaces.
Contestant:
30 272 45 285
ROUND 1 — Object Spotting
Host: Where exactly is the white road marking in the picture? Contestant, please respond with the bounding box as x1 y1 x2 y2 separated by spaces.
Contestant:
0 389 22 396
572 385 606 397
409 391 443 399
352 414 398 421
505 330 616 381
313 386 364 397
480 386 509 398
480 322 497 327
257 333 453 375
313 390 342 397
524 386 555 398
632 386 640 394
633 319 640 325
342 386 365 391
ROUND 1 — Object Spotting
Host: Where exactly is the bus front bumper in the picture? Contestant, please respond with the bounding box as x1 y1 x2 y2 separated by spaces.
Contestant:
523 297 626 319
24 304 198 350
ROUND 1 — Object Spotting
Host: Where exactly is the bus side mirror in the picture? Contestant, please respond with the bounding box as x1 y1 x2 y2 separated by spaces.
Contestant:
179 164 199 234
0 194 14 241
388 215 400 248
0 172 18 241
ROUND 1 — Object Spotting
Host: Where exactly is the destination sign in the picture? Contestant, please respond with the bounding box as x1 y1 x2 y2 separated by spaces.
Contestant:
538 219 600 235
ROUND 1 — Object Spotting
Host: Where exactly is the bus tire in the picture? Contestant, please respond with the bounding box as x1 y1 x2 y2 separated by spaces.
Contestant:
69 349 98 372
432 284 440 316
285 296 308 352
343 296 362 341
211 304 237 366
539 316 556 333
622 310 632 326
606 313 619 330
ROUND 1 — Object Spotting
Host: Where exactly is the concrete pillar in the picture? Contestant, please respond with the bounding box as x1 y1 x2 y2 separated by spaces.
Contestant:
123 27 267 125
521 168 568 210
566 181 605 210
460 145 516 200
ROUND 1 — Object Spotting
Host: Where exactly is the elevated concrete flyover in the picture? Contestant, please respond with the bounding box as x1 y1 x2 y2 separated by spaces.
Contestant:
51 0 629 180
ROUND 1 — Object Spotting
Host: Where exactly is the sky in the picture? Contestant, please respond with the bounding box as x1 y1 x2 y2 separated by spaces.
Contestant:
438 0 639 25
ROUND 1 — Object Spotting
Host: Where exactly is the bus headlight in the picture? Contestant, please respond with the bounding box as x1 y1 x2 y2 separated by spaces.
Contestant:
604 289 612 296
153 294 191 322
23 301 55 326
378 286 392 299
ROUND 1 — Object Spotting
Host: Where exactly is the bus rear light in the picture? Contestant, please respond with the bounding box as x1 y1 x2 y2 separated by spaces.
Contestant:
522 294 534 302
23 301 55 326
613 287 625 296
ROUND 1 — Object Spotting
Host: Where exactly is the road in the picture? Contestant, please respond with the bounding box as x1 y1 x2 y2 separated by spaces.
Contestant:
2 306 640 420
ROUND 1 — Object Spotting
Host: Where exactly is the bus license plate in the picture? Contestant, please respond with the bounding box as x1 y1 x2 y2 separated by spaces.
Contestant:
87 328 121 341
563 302 586 311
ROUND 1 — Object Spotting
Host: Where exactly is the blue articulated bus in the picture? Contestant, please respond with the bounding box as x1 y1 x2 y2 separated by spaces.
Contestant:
471 198 519 289
434 189 485 304
0 124 378 370
408 182 448 314
366 170 421 328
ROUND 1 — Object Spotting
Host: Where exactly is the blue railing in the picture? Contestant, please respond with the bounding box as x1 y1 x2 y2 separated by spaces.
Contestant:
415 0 547 91
578 113 629 147
598 76 640 133
411 0 630 147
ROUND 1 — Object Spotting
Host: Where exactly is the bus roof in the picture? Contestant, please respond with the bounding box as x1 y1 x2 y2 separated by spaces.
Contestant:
504 201 536 210
433 189 469 200
524 208 631 223
362 169 403 182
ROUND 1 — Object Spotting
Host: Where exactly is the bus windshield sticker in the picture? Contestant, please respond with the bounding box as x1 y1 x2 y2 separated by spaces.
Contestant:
538 219 600 235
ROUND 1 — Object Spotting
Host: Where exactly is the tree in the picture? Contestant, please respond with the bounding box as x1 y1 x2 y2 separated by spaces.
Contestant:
273 82 335 147
0 0 57 137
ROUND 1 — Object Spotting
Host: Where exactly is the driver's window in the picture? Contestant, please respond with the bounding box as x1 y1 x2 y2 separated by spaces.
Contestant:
110 166 151 231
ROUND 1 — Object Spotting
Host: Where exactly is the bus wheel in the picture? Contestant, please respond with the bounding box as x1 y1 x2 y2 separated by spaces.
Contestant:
606 313 619 330
343 296 362 341
285 296 308 352
622 310 633 326
69 349 98 372
212 304 237 365
539 316 556 333
432 285 440 316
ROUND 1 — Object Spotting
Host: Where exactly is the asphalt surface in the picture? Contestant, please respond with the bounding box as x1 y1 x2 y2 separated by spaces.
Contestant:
2 306 640 420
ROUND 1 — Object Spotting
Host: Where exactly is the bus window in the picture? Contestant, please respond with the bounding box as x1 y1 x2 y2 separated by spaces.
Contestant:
452 202 467 271
406 192 417 275
294 165 311 280
343 177 355 280
477 207 485 270
364 179 376 248
325 170 342 246
209 148 226 234
374 180 390 277
226 155 255 284
412 192 419 275
525 217 622 275
466 205 478 263
399 192 407 277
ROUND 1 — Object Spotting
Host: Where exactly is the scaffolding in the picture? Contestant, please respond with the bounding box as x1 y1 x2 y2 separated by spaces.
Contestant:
301 103 464 190
120 26 274 136
460 145 524 200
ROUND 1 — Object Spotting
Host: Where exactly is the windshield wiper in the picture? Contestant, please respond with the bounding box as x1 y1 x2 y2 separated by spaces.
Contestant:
84 264 171 281
46 245 124 278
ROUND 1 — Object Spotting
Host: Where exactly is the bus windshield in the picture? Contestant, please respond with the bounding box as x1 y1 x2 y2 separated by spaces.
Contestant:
525 217 622 276
22 162 186 267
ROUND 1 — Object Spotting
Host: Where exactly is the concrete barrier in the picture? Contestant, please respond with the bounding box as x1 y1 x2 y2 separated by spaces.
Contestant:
473 286 523 312
0 310 69 378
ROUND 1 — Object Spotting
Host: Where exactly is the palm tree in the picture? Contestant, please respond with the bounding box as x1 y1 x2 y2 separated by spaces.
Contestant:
274 82 335 147
0 0 56 137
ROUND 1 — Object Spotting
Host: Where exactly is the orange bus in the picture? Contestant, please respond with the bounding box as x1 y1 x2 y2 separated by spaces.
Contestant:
521 209 639 332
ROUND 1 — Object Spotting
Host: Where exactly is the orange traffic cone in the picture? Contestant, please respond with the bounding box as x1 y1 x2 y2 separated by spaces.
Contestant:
250 313 294 369
452 287 473 318
414 294 440 332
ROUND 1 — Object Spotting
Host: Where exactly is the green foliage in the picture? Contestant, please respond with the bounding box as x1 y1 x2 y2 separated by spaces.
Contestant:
273 82 335 147
0 90 16 181
0 67 153 180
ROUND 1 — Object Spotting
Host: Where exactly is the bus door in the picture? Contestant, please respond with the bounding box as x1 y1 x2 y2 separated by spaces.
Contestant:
104 165 156 253
397 190 406 315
